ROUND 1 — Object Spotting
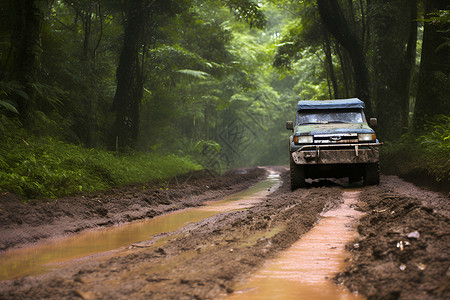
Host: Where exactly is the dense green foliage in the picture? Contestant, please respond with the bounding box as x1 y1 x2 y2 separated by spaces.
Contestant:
0 121 200 199
381 115 450 185
417 115 450 182
0 0 448 198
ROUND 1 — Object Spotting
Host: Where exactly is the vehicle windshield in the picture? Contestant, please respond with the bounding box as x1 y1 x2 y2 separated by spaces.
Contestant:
297 109 364 125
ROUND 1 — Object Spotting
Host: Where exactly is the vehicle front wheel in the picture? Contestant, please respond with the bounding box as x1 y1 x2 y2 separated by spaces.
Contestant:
364 163 380 185
290 153 305 190
348 175 362 184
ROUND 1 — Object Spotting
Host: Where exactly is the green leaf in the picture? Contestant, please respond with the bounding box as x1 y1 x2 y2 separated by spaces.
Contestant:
176 69 211 80
435 41 450 53
0 100 19 114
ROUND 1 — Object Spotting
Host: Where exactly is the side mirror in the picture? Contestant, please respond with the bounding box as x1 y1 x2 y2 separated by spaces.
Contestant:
369 118 378 128
286 121 293 131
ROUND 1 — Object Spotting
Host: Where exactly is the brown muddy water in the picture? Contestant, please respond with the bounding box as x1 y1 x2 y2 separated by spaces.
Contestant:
228 190 365 300
0 171 281 281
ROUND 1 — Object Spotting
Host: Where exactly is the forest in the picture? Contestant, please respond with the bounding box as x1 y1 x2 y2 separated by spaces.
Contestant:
0 0 449 199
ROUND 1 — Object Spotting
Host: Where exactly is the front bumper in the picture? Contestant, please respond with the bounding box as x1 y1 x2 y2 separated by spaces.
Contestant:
291 143 382 165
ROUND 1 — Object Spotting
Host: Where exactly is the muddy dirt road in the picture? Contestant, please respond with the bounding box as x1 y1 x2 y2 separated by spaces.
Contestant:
0 167 449 299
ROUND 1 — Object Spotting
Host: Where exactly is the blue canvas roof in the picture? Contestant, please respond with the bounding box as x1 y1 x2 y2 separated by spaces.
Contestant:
297 98 365 111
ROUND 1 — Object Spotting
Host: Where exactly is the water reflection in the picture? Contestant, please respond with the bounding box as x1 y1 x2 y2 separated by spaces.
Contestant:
228 191 364 300
0 171 280 281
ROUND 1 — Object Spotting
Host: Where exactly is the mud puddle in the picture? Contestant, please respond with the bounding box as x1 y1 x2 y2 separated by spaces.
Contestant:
201 171 281 211
0 171 281 281
228 190 364 300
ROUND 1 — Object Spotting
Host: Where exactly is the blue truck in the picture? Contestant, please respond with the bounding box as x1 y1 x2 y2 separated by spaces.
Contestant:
286 98 382 189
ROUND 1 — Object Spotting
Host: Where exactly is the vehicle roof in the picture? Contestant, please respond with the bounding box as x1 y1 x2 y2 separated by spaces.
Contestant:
297 98 365 111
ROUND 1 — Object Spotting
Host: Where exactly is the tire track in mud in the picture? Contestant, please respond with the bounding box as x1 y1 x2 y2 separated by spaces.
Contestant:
0 170 344 299
0 170 281 282
228 190 364 300
2 171 446 300
0 168 267 252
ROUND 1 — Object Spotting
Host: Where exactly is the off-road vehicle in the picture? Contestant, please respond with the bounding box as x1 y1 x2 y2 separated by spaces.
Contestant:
286 98 382 189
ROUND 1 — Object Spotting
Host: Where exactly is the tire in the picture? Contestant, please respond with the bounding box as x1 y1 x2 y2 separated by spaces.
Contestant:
290 153 305 190
364 162 380 185
348 175 361 184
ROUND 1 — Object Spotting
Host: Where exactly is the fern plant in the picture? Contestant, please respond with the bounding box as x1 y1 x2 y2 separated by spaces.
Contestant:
419 115 450 182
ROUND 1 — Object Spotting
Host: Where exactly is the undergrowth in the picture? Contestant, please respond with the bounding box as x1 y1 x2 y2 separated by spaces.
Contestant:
0 121 201 200
381 115 450 186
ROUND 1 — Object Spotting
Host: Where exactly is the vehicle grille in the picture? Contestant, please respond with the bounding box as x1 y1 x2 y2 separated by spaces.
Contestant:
313 133 358 144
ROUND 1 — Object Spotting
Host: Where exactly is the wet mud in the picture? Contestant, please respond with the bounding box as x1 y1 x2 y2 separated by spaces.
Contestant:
228 191 364 300
335 177 450 300
0 171 281 281
0 167 266 252
0 168 448 300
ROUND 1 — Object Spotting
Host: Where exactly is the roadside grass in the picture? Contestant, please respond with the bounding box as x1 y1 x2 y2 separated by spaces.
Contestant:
381 115 450 190
0 132 201 200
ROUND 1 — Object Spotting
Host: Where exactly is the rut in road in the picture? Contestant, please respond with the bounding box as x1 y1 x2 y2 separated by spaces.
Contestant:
228 191 364 300
6 169 444 300
0 169 346 299
0 170 281 281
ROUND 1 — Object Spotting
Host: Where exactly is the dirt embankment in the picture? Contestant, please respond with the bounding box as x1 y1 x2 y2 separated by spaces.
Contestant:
380 149 450 194
0 168 266 252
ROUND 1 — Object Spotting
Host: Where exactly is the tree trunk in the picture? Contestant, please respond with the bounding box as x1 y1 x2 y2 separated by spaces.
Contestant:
323 29 339 99
335 44 353 98
82 10 92 59
317 0 372 116
369 0 417 141
13 0 44 127
111 0 145 151
414 0 450 129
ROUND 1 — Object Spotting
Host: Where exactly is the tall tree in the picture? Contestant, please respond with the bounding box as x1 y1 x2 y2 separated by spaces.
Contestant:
369 0 418 140
12 0 46 127
111 0 146 151
316 0 372 116
323 28 339 98
414 0 450 129
112 0 187 151
272 3 342 99
111 0 266 151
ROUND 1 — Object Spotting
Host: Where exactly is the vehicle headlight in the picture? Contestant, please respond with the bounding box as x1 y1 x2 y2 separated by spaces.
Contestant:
294 135 313 144
358 133 376 142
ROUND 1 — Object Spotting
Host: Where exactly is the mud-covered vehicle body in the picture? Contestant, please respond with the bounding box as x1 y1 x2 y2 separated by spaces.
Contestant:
286 98 382 189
